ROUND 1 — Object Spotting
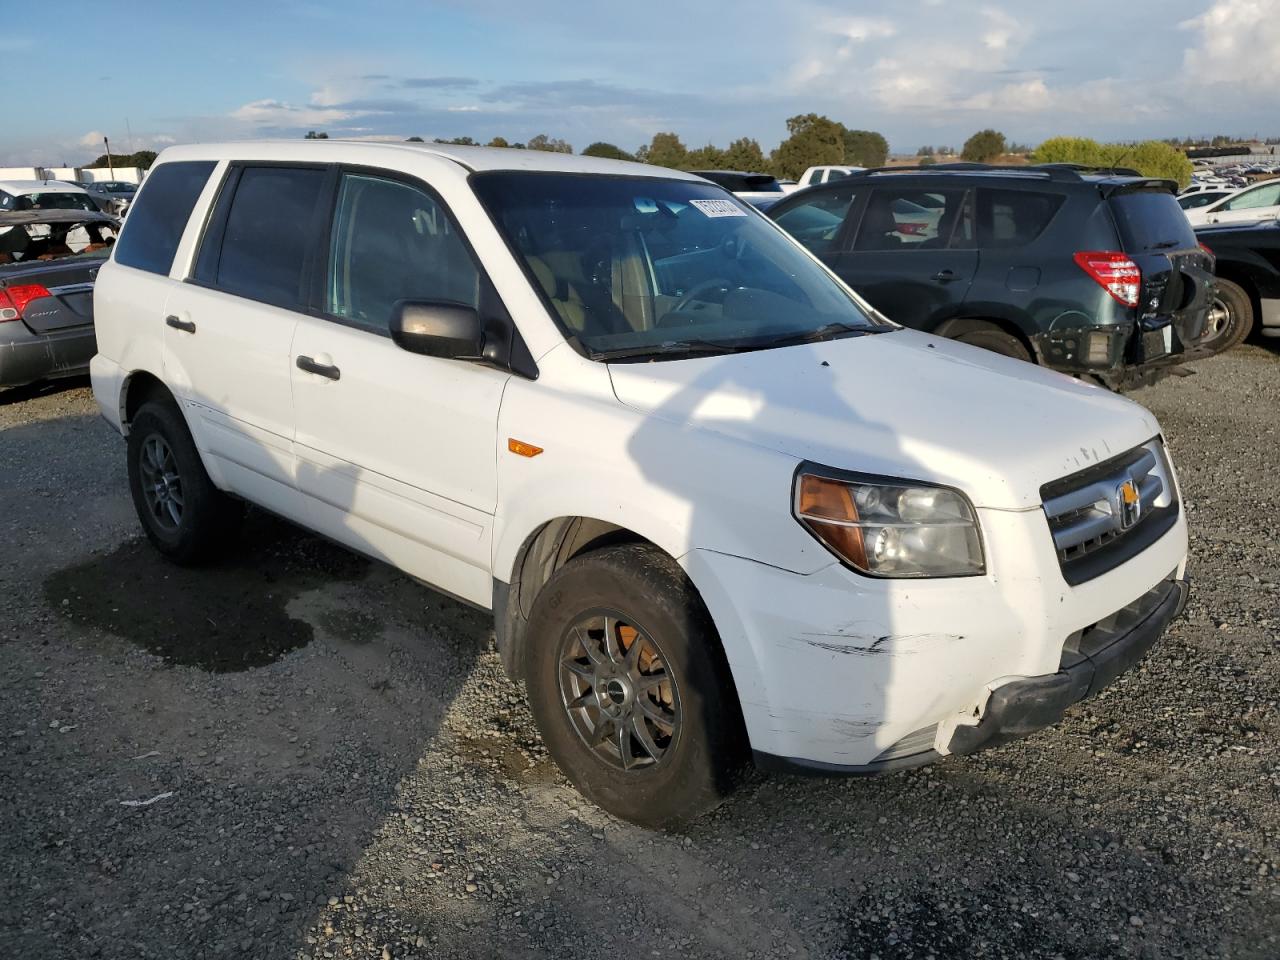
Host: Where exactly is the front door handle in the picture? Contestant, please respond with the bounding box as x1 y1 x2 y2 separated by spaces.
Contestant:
165 315 196 333
296 355 341 381
933 270 960 283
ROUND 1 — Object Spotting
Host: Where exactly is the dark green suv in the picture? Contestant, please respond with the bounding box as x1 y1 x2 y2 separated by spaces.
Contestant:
767 164 1216 388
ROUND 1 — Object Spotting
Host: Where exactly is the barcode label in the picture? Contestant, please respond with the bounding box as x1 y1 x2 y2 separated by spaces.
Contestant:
690 199 748 218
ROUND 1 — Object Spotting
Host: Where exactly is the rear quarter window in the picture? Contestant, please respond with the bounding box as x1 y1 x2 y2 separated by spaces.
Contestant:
1109 190 1198 253
113 161 216 275
977 189 1064 248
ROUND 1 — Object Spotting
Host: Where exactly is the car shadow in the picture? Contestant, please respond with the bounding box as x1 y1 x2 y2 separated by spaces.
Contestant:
0 374 91 406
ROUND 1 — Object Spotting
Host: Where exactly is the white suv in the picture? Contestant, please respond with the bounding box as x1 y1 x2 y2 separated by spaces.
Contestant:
91 141 1190 827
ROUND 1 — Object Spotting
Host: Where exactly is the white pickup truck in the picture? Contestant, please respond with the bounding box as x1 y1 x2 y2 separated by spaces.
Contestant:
90 141 1189 826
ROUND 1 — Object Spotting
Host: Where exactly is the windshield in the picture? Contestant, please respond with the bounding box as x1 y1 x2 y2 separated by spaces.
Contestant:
471 172 881 359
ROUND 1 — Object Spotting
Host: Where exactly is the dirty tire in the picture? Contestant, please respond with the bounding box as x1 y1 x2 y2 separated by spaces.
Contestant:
1203 277 1254 355
948 319 1033 363
525 543 747 829
126 400 243 565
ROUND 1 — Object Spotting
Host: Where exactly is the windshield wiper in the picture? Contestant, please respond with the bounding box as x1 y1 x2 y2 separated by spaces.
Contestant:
591 339 746 362
762 322 883 348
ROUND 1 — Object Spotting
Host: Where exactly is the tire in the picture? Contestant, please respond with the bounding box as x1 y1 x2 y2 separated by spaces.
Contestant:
524 543 747 828
126 400 243 564
1202 278 1254 355
948 319 1033 362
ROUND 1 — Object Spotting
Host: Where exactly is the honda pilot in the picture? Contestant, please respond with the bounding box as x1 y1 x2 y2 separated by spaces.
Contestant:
91 143 1190 827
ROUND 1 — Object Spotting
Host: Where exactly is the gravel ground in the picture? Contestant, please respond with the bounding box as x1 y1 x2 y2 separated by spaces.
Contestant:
1 345 1277 960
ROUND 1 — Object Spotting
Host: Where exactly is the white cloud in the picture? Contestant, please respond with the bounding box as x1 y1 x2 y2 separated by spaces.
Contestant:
79 130 108 147
447 105 480 112
230 98 359 128
1181 0 1280 93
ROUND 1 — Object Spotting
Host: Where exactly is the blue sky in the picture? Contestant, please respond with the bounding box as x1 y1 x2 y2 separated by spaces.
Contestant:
5 0 1278 166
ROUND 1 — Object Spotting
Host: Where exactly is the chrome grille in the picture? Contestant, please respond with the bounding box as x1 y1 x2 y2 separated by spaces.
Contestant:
1041 440 1179 585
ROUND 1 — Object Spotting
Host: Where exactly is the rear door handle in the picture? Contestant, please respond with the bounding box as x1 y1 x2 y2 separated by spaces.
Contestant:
296 355 341 381
165 315 196 333
933 270 960 283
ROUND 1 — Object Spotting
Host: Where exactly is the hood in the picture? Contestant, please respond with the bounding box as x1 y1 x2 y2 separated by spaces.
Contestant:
607 329 1162 510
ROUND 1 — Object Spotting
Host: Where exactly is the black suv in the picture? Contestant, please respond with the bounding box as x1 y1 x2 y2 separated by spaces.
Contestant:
767 164 1216 387
1193 218 1280 352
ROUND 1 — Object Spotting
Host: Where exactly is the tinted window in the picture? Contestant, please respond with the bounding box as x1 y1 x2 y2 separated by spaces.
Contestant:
855 188 968 250
976 189 1064 248
1178 192 1226 209
17 192 98 213
114 161 215 275
1224 182 1280 210
326 174 479 332
215 166 326 308
1109 191 1198 252
772 188 857 255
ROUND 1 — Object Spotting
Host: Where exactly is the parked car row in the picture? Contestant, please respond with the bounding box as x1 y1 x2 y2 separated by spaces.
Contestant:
84 141 1195 827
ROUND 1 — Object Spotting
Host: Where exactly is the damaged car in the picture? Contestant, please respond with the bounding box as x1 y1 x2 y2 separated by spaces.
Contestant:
768 164 1217 389
1 209 118 389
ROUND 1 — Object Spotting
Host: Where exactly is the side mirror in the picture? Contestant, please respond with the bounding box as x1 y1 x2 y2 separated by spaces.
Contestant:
390 300 484 360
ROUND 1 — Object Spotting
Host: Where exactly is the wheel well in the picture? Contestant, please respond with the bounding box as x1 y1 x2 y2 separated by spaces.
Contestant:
932 316 1037 361
494 518 662 680
1212 265 1261 320
122 371 176 429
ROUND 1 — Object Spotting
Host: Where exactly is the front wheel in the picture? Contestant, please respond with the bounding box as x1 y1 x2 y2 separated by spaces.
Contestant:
524 544 747 828
126 400 243 564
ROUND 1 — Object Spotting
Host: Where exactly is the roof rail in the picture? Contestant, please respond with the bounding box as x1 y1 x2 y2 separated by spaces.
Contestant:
847 162 1146 183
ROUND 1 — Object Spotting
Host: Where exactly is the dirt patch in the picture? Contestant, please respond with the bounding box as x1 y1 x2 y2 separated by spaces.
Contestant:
44 512 369 671
319 607 384 645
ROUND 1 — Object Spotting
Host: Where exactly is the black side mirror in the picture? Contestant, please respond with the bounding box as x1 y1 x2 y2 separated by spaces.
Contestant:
390 300 484 360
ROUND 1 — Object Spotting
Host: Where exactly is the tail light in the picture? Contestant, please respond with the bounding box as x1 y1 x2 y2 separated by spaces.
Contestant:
1073 251 1141 307
0 283 52 321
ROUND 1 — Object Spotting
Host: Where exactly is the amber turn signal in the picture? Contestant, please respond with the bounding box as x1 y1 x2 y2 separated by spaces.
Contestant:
795 474 868 569
508 438 544 458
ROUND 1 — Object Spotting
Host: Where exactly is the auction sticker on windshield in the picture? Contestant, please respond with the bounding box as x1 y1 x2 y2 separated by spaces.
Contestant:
690 198 748 218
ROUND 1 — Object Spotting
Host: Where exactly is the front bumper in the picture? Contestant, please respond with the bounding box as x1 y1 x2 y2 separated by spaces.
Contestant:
682 500 1189 771
946 574 1188 756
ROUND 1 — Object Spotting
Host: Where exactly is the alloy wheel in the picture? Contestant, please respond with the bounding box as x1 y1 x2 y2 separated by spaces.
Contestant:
139 434 184 530
557 611 680 771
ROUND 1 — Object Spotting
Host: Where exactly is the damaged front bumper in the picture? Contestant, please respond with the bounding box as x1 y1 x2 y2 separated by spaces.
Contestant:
945 574 1189 757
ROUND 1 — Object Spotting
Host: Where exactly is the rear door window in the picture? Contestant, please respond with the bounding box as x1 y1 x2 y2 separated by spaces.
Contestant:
326 173 479 332
1109 190 1198 252
855 188 969 250
1222 182 1280 211
976 189 1064 248
112 161 216 275
210 166 327 309
772 187 858 256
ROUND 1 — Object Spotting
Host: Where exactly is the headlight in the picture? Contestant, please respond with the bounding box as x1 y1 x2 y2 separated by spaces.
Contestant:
794 469 984 578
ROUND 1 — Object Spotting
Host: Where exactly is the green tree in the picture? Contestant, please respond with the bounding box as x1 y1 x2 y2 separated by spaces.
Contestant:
581 141 634 161
917 145 934 157
527 133 573 153
1030 137 1193 188
684 144 726 169
919 155 936 166
304 130 329 139
961 129 1006 163
86 149 158 169
636 132 688 169
434 136 476 145
770 113 845 180
405 136 425 142
720 137 768 172
841 128 888 167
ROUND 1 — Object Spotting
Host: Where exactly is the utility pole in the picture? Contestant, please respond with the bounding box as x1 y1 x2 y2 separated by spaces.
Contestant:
104 136 114 178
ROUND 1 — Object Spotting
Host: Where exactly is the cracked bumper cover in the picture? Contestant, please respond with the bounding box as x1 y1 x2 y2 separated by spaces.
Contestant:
946 575 1189 756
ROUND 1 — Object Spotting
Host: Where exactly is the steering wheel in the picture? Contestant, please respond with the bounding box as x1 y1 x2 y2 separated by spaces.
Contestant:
668 277 732 316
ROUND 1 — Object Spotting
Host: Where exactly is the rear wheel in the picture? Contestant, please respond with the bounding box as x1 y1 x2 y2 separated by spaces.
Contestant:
945 319 1033 362
126 400 243 564
1202 278 1254 355
524 544 747 828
